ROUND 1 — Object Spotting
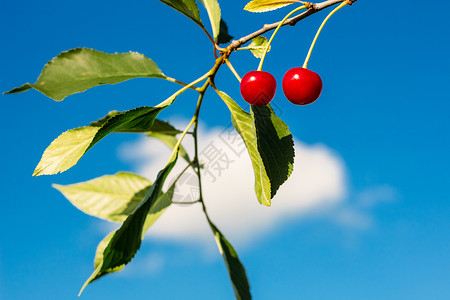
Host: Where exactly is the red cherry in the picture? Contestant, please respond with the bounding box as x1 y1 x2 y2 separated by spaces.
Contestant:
240 71 277 106
282 67 323 105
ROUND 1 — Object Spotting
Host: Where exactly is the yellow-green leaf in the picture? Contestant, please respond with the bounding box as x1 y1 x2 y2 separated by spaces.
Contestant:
34 106 165 176
244 0 299 13
53 172 153 222
33 127 99 176
248 36 270 59
198 0 221 42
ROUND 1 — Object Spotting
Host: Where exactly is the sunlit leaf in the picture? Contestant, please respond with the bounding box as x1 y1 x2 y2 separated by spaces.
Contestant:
158 0 203 26
244 0 299 13
216 90 294 206
209 220 251 299
198 0 221 42
248 36 270 59
34 106 165 176
33 127 99 177
53 172 153 222
5 48 166 101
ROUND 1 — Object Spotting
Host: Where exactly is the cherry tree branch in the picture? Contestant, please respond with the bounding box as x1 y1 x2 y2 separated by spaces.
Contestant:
176 0 357 101
227 0 357 51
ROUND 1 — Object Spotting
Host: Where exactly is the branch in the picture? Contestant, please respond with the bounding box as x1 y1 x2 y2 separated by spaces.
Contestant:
227 0 356 51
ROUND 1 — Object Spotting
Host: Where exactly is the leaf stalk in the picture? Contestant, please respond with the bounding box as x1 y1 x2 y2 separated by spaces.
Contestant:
303 0 349 68
257 5 307 71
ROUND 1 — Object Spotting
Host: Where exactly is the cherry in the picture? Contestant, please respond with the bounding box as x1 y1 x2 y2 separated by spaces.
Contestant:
240 71 277 106
282 67 323 105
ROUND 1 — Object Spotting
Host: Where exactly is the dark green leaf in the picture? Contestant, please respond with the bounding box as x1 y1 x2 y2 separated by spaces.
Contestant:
91 114 182 135
209 220 251 300
86 184 175 284
158 0 203 26
90 112 189 162
80 153 178 294
216 90 294 206
5 48 166 101
217 19 234 45
90 107 165 147
89 111 121 128
90 232 124 281
251 105 294 198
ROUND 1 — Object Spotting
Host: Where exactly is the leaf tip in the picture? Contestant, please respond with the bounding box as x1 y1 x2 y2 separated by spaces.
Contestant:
79 263 102 296
32 169 42 177
32 168 51 177
261 199 272 207
4 83 33 95
33 166 63 176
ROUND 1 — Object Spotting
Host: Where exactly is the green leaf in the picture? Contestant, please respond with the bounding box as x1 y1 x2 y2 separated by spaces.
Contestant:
80 152 179 294
91 113 182 135
216 91 270 205
91 232 124 281
53 172 153 222
197 0 221 42
5 48 166 101
33 126 99 177
158 0 203 26
90 112 190 163
216 90 294 206
209 220 251 300
34 106 165 176
217 19 233 45
85 184 175 284
251 105 295 198
248 36 270 59
244 0 298 13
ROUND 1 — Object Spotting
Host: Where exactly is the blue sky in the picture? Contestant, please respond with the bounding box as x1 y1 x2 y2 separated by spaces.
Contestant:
1 0 450 299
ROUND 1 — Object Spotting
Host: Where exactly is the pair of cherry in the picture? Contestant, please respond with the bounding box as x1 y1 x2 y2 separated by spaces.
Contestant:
240 68 322 106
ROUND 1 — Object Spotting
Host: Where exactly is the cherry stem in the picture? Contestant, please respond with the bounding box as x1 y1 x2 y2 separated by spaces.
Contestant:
225 59 242 82
257 5 307 72
303 1 348 69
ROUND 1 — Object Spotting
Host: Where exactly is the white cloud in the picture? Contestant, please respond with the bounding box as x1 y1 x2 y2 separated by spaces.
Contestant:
119 122 350 249
355 185 398 208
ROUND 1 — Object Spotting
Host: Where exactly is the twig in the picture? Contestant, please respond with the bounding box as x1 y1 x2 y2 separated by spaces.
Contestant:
227 0 356 51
